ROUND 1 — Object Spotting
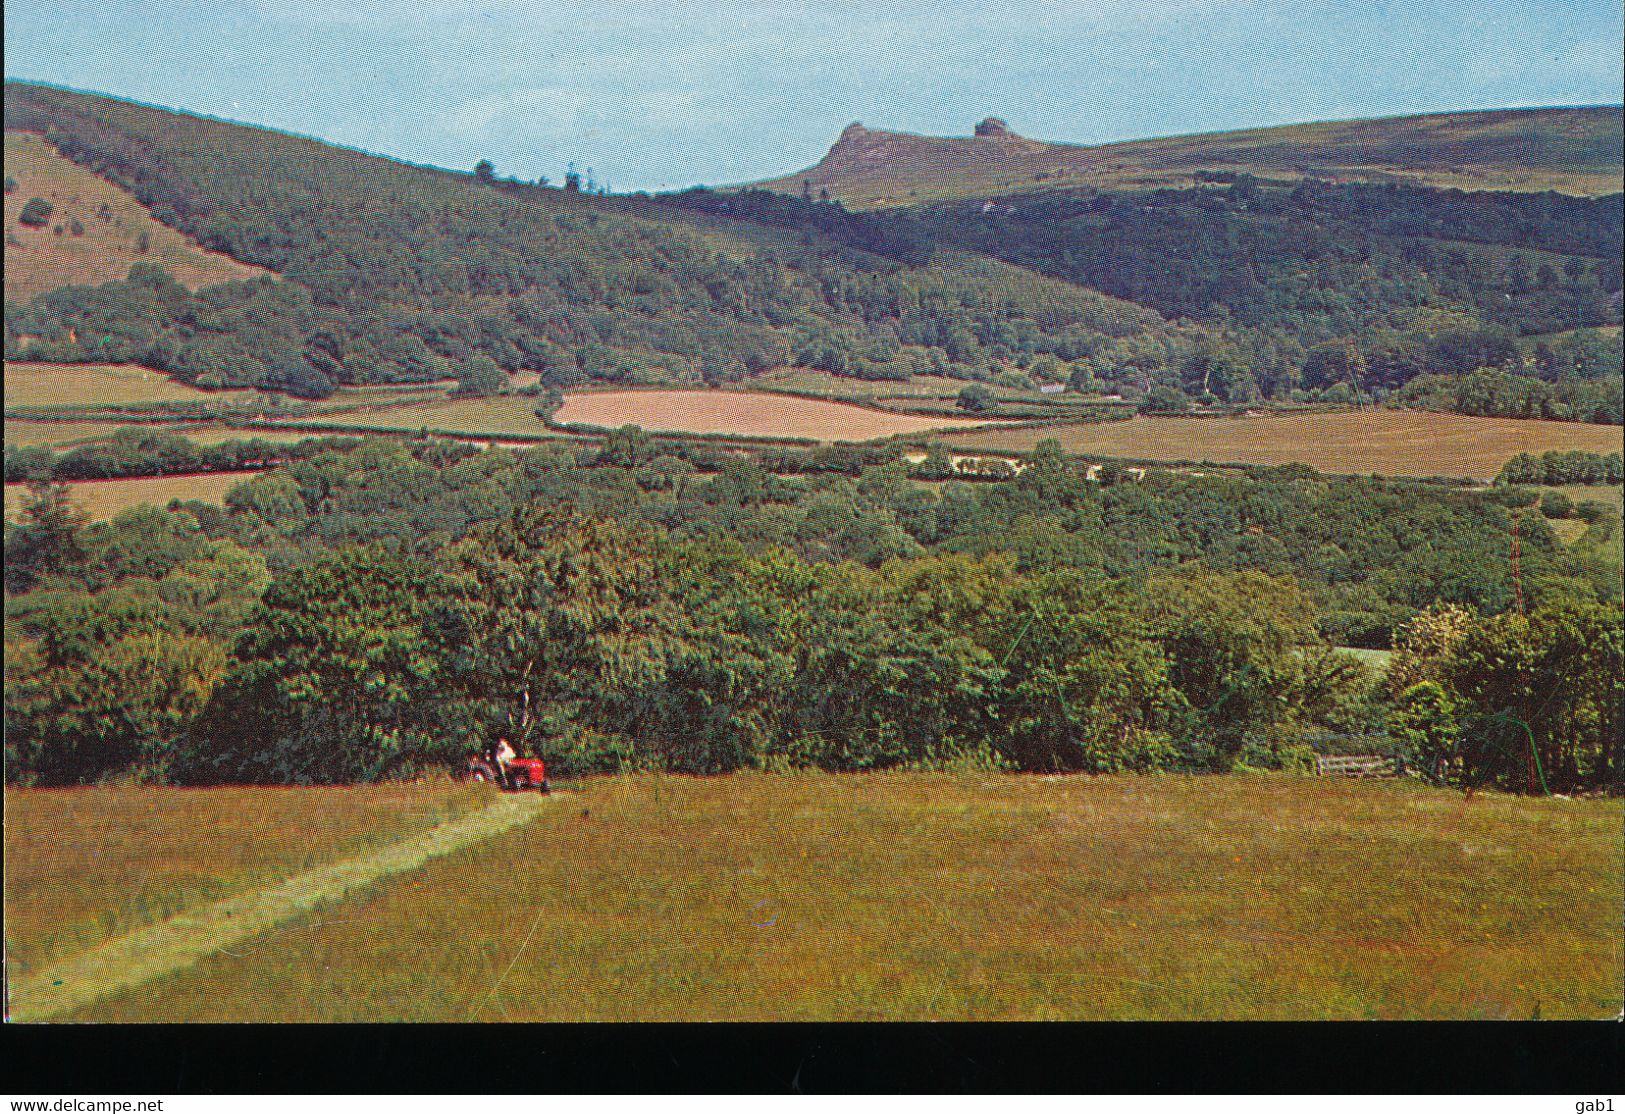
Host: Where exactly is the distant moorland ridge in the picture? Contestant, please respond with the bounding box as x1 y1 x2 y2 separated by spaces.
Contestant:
754 107 1625 205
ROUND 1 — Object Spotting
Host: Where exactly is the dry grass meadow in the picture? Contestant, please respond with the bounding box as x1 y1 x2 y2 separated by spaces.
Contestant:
2 419 152 449
555 389 995 441
4 131 270 302
2 783 494 976
4 361 257 408
299 394 560 438
1538 484 1625 514
33 773 1623 1023
4 471 258 522
942 410 1625 480
748 369 1051 402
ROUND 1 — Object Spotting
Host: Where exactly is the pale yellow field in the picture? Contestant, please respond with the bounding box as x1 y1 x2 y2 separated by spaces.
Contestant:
943 410 1625 480
1537 484 1624 513
2 420 148 448
556 389 996 441
4 362 257 408
749 369 1044 400
172 426 360 447
4 471 256 522
4 131 271 302
305 395 560 437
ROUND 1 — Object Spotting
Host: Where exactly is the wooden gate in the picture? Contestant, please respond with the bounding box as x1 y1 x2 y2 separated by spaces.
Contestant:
1314 754 1395 778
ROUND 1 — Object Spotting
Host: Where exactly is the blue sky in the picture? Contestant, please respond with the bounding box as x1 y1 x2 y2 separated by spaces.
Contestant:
5 1 1621 191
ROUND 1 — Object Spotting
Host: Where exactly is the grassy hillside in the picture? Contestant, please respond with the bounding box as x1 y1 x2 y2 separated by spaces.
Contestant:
3 131 269 301
3 471 254 523
755 109 1625 208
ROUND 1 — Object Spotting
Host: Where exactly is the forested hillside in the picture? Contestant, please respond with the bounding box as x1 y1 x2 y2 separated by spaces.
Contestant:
3 82 1173 397
5 82 1620 420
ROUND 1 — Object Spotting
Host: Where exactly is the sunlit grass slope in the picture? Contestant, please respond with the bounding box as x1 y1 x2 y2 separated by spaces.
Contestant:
3 471 257 522
3 131 270 301
61 773 1622 1022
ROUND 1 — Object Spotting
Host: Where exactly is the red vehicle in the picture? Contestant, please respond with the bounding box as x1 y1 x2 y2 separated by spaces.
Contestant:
464 754 550 793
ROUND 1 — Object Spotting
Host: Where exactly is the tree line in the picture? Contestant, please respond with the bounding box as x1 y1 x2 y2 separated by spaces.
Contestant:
6 437 1618 790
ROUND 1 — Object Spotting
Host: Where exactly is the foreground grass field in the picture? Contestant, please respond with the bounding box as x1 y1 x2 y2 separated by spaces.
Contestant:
3 783 494 977
943 410 1625 480
42 773 1623 1022
4 132 271 302
3 470 259 522
554 388 995 441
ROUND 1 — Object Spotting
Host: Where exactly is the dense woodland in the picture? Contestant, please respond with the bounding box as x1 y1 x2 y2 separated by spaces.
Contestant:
3 84 1621 795
4 82 1621 420
6 435 1620 791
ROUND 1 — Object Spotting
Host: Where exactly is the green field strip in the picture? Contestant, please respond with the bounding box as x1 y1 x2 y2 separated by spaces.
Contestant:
6 791 548 1022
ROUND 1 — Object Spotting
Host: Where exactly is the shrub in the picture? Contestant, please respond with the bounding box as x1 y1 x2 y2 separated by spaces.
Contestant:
956 384 997 412
1140 384 1192 414
18 197 53 227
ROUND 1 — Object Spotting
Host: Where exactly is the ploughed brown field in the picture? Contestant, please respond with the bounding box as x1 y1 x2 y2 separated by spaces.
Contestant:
554 389 996 441
942 409 1625 480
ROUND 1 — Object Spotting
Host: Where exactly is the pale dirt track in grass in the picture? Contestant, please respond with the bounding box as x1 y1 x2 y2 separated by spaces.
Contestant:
555 388 997 442
6 792 547 1022
943 410 1625 480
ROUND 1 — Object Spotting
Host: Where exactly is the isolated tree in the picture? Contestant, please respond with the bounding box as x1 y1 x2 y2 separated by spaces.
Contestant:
1140 384 1192 414
4 482 86 592
454 353 505 397
956 384 996 412
474 159 496 183
596 424 656 467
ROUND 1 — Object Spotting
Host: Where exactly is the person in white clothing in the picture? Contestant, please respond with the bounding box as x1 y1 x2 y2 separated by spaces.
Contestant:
493 736 517 786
